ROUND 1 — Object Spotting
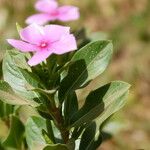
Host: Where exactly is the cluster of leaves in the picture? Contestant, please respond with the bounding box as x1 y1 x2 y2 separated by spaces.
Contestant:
0 30 130 150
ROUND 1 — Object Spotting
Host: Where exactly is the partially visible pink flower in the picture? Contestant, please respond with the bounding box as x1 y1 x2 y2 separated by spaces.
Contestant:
26 0 79 25
7 24 77 66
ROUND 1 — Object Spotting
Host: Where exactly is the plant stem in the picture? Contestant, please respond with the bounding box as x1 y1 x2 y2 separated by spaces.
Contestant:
48 96 69 143
53 109 69 143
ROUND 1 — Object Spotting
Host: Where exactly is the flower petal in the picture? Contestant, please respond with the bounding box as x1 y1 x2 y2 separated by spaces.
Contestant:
35 0 58 13
43 25 70 42
20 23 44 44
28 50 53 66
26 13 53 25
7 39 37 52
57 6 79 21
52 34 77 54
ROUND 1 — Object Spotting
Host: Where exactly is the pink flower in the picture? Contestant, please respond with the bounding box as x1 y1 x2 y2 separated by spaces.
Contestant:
26 0 79 25
7 24 77 66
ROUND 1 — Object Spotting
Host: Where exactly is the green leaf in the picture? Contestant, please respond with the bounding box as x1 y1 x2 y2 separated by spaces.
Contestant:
25 116 47 150
0 80 38 106
79 122 102 150
43 144 69 150
0 100 14 118
81 131 102 150
42 129 53 144
37 105 53 120
80 81 130 150
72 40 113 83
79 122 96 150
64 92 78 126
59 60 87 102
46 120 55 143
70 81 130 127
2 50 43 101
26 83 56 95
50 122 62 143
59 41 113 102
3 115 24 149
85 92 129 150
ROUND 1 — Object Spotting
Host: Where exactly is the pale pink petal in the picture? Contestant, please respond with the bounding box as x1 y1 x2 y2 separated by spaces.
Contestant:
57 6 79 21
20 23 44 44
43 25 70 42
26 14 53 25
28 50 53 66
7 39 37 52
35 0 58 13
52 34 77 54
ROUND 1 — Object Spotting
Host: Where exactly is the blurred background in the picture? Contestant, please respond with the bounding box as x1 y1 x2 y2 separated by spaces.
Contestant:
0 0 150 149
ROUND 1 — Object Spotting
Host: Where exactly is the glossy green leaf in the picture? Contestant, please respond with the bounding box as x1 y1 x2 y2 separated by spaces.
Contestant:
59 60 87 102
43 144 69 150
72 40 113 83
85 92 129 150
59 41 113 101
82 131 102 150
70 81 130 127
3 116 24 149
79 122 102 150
2 50 44 101
25 116 47 150
79 122 96 150
78 84 130 149
0 80 38 106
64 92 78 126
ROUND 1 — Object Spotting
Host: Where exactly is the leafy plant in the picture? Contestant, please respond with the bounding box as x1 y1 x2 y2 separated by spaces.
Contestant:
0 39 130 150
0 0 130 150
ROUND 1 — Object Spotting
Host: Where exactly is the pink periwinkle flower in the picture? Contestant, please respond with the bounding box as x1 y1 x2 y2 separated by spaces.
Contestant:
7 24 77 66
26 0 80 25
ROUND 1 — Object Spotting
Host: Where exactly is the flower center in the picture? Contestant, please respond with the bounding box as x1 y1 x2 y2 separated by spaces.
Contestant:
51 10 59 16
40 42 48 48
